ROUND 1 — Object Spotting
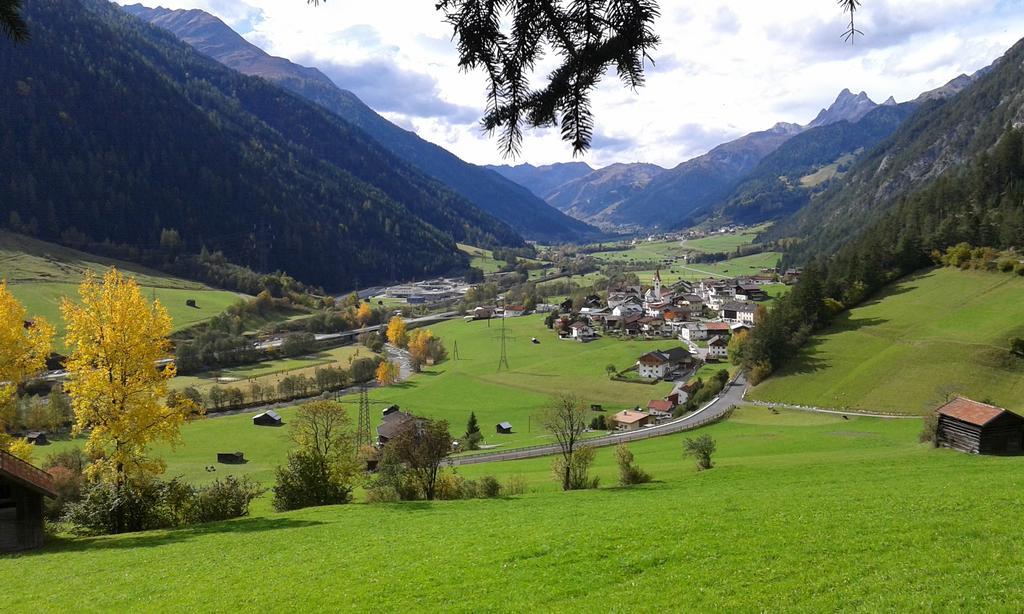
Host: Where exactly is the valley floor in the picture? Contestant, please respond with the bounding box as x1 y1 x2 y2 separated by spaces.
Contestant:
7 407 1024 611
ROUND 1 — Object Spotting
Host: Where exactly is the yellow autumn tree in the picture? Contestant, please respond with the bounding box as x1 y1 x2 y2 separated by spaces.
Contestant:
355 301 374 327
61 269 199 483
0 281 54 461
385 315 408 348
408 329 436 372
375 360 400 386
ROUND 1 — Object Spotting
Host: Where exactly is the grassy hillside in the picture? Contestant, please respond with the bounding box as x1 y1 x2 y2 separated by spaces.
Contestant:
0 232 240 348
750 268 1024 414
9 407 1024 611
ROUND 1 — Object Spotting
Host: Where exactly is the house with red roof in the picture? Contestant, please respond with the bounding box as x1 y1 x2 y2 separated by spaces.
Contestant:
936 397 1024 454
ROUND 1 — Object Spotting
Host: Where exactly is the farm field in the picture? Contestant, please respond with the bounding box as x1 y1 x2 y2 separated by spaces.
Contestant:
750 268 1024 414
11 406 1024 611
679 223 772 253
170 345 374 395
0 231 241 348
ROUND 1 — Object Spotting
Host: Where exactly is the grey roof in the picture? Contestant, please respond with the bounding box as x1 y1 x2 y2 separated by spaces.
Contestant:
498 421 513 429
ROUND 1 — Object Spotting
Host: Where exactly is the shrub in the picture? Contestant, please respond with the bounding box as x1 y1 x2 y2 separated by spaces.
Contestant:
364 485 400 503
273 450 355 511
435 470 468 500
552 446 598 490
748 360 773 385
615 444 652 486
589 415 607 430
682 435 716 471
1016 262 1024 276
1011 337 1024 357
504 475 527 496
919 412 939 447
478 475 502 498
63 477 193 535
187 476 265 523
998 259 1015 272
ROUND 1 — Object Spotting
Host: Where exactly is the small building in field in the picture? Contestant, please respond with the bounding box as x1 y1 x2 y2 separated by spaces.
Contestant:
0 450 57 553
611 410 651 431
377 409 418 446
253 410 282 427
26 432 48 446
936 397 1024 455
496 421 513 435
503 305 527 318
217 452 245 464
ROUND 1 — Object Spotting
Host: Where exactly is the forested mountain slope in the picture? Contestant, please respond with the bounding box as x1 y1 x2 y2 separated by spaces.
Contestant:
124 4 598 243
772 41 1022 260
0 0 527 290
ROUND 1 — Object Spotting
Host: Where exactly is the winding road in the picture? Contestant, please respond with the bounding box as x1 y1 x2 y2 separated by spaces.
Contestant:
448 375 749 466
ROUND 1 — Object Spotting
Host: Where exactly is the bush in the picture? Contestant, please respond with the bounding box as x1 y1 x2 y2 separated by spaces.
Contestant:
748 360 773 385
552 446 599 490
364 485 400 503
1016 262 1024 276
504 475 527 495
682 435 716 471
434 471 468 500
187 476 265 523
615 444 652 486
63 477 194 535
478 475 502 498
272 450 355 511
589 415 607 430
919 412 939 447
998 259 1016 272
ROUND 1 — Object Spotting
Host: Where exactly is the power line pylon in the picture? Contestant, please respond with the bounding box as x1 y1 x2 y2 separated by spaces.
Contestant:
452 339 460 360
356 384 372 448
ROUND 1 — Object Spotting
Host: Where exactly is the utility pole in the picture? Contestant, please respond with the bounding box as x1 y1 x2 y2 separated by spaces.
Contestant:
452 339 460 360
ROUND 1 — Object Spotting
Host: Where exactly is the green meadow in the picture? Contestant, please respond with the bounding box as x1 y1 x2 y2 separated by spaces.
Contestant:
750 267 1024 414
9 406 1024 611
0 231 241 348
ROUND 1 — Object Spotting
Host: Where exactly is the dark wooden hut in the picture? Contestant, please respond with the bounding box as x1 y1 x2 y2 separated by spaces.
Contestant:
0 450 57 553
252 410 282 427
936 397 1024 454
496 422 513 435
26 432 48 446
217 452 246 464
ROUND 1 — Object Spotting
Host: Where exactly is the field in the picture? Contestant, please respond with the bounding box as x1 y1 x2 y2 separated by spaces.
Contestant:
10 406 1024 611
750 268 1024 414
170 345 373 396
679 223 772 253
0 231 241 347
41 314 683 482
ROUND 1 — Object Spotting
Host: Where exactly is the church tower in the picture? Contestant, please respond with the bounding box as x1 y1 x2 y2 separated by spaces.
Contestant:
653 269 662 301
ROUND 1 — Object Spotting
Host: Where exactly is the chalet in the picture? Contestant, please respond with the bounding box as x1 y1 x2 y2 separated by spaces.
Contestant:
783 268 803 284
611 300 644 318
730 323 753 335
496 422 513 435
1 450 57 553
569 321 596 340
647 399 675 418
621 315 643 336
472 306 495 320
377 409 422 446
674 293 705 311
252 410 282 427
936 398 1024 454
719 301 757 324
503 305 527 318
678 322 706 343
559 298 575 312
734 282 768 301
638 316 666 337
636 347 692 380
707 335 729 360
611 409 651 431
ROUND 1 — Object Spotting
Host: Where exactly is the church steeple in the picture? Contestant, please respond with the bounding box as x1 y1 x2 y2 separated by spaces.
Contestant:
653 269 662 301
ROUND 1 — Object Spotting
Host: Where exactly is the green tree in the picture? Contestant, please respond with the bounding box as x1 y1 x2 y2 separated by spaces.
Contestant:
464 411 482 450
273 401 359 511
540 393 589 490
381 418 452 500
683 435 716 471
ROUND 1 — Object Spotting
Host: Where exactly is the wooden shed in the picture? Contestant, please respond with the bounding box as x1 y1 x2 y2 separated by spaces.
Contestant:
252 410 282 427
0 450 57 553
496 422 513 435
936 397 1024 455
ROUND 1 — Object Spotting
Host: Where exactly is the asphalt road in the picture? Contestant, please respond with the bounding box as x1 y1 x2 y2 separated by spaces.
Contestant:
449 375 748 466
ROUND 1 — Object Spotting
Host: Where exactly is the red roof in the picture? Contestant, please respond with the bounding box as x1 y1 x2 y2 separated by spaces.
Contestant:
705 322 731 331
647 399 674 413
937 397 1017 427
0 450 57 498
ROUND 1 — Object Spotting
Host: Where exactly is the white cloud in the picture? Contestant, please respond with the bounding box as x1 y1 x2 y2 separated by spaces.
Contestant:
119 0 1024 168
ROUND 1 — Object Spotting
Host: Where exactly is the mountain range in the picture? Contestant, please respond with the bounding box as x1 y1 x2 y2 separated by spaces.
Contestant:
122 4 598 244
1 0 531 291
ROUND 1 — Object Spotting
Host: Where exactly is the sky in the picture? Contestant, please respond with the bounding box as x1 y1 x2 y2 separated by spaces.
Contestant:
118 0 1024 169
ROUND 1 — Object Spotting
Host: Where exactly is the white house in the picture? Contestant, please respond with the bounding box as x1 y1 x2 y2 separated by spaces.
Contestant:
569 321 595 340
719 301 756 324
503 305 527 318
678 323 706 342
612 301 644 318
636 347 692 380
707 335 729 359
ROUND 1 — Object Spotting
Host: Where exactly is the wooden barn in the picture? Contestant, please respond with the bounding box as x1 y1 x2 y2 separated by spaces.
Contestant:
496 422 513 435
252 410 282 427
936 397 1024 455
0 450 57 553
